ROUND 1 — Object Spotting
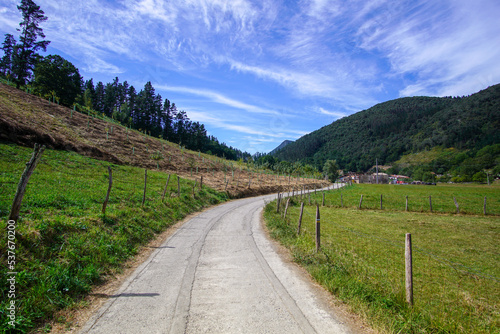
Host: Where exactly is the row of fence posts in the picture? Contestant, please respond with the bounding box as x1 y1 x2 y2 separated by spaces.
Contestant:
7 143 201 219
278 192 415 307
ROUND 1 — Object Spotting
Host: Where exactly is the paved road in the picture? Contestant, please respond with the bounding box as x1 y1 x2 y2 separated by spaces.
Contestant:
79 185 355 334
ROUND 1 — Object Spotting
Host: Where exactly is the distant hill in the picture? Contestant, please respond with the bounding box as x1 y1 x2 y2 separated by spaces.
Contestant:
269 140 294 155
272 84 500 181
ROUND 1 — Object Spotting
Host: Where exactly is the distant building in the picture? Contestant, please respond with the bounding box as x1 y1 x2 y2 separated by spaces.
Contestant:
359 173 389 184
389 175 410 184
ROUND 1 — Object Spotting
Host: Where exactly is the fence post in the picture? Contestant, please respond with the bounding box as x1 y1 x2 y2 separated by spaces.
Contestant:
102 166 113 214
405 195 408 212
276 192 281 213
200 175 203 190
9 144 46 222
358 194 363 209
322 192 325 206
162 174 171 202
429 195 433 213
297 202 304 235
340 192 343 207
142 169 147 206
177 175 181 197
315 205 321 252
380 194 383 210
283 198 290 219
453 197 459 214
405 233 414 307
484 196 487 215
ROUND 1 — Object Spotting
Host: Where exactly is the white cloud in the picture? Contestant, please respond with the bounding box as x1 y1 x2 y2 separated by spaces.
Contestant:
355 0 500 96
318 107 348 119
156 85 280 116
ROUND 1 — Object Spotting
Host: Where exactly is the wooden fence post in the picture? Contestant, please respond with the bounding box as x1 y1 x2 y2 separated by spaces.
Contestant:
315 205 321 252
297 202 304 235
102 166 113 214
429 195 433 213
9 144 45 221
340 192 343 207
200 175 203 190
405 233 414 307
380 194 383 210
142 169 147 206
359 194 363 209
162 174 171 202
283 198 290 219
453 197 459 214
276 192 281 213
405 195 408 212
177 175 181 197
322 192 325 206
484 196 487 215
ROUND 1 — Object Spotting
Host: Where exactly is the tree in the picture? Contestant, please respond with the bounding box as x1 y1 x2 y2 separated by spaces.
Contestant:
32 54 82 106
13 0 50 88
323 160 339 182
0 34 16 78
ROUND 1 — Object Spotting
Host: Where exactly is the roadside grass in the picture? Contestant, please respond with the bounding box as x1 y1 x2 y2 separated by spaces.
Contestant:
264 185 499 333
0 142 228 333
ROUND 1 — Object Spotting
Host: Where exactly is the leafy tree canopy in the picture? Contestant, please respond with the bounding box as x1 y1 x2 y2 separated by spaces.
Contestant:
33 54 82 106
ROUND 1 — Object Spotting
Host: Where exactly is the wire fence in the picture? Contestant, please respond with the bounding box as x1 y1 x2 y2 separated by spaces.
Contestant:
270 190 499 333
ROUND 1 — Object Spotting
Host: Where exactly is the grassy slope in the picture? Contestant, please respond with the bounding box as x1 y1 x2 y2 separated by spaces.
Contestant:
0 82 326 198
0 81 328 333
0 143 229 333
264 184 500 333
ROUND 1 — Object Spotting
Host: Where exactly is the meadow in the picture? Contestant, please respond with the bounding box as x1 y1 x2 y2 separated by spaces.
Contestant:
0 143 229 333
265 183 499 333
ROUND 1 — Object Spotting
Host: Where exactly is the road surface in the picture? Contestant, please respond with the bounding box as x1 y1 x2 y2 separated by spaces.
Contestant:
79 185 359 334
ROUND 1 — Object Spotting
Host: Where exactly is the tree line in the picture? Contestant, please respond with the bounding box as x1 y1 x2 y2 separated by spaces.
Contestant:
0 0 250 161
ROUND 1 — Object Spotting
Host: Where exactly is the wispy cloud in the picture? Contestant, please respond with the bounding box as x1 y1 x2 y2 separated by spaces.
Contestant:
1 0 499 152
156 85 280 116
355 0 500 96
318 107 348 119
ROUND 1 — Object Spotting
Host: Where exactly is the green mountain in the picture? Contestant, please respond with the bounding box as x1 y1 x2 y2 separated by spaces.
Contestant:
273 84 500 181
269 140 294 155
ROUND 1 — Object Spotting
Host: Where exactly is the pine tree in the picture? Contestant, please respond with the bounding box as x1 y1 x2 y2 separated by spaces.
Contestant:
13 0 50 88
0 34 17 78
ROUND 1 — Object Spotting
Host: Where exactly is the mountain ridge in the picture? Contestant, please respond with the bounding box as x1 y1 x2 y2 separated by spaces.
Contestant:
272 84 500 180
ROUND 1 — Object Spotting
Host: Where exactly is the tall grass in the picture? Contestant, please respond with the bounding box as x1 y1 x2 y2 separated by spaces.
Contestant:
0 143 228 333
265 184 500 333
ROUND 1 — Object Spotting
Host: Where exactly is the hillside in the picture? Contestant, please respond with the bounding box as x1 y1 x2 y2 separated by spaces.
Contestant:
0 83 326 198
269 140 294 155
273 84 500 179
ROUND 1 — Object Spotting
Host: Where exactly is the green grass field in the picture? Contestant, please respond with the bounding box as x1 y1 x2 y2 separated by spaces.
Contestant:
318 183 500 215
265 184 500 333
0 143 228 333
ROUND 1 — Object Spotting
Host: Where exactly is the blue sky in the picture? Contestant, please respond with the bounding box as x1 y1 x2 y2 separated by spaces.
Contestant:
1 0 499 154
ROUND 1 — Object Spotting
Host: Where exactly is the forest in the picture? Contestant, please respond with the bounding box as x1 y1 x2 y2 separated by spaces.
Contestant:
0 0 250 161
273 84 500 182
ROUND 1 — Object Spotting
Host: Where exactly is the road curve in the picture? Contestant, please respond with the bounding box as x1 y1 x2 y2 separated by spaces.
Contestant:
79 185 356 334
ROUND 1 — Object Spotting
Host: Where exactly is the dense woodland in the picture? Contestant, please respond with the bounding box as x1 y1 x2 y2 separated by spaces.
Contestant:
0 0 250 161
273 84 500 182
